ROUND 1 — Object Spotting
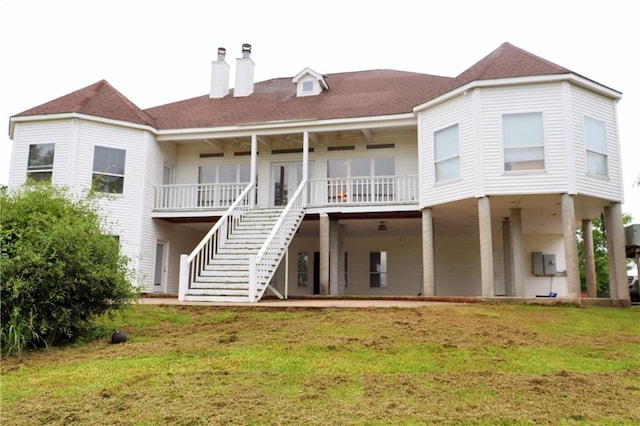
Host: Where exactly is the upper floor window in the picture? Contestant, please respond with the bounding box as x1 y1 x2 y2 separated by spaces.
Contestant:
27 143 55 182
502 112 544 171
92 146 126 193
434 124 460 182
584 116 608 177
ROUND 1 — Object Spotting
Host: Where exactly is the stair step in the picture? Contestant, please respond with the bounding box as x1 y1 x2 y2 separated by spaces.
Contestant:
190 282 250 290
183 294 252 303
187 288 249 296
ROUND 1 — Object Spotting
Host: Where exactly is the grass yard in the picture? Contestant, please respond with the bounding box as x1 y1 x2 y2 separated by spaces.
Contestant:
1 303 639 425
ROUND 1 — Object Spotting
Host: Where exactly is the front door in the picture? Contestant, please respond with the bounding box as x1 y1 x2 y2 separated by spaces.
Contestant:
154 241 168 292
271 162 304 206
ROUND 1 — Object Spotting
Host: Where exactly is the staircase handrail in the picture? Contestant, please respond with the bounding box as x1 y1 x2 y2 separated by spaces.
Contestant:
187 182 254 262
249 180 307 302
179 182 254 300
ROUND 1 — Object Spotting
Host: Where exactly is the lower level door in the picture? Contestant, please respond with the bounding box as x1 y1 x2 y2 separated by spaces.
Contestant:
154 241 168 292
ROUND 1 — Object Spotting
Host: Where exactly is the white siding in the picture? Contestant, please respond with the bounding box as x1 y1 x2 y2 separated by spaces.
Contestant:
480 83 569 195
571 86 622 201
8 120 74 188
74 120 147 284
419 93 476 206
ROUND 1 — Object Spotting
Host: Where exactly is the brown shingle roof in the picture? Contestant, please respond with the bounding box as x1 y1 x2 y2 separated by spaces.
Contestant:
454 42 570 85
14 80 156 127
14 43 586 131
145 70 456 130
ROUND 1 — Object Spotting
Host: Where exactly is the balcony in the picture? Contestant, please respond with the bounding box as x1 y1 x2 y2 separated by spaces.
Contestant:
153 183 248 211
153 175 419 214
308 175 418 206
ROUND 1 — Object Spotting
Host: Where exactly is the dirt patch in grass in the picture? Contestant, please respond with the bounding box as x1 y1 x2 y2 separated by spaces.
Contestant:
2 304 639 425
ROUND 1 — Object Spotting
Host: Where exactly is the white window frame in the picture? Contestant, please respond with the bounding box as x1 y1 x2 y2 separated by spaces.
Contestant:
297 252 309 287
27 143 55 182
92 146 126 194
434 124 460 182
502 112 545 172
584 116 608 177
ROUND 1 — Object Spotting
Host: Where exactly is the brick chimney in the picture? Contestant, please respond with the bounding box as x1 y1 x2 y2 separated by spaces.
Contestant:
209 47 229 99
234 43 254 97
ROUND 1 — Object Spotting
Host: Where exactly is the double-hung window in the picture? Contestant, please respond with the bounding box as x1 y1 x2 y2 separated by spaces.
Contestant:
92 146 126 193
434 124 460 182
584 116 608 177
27 143 55 182
502 112 544 171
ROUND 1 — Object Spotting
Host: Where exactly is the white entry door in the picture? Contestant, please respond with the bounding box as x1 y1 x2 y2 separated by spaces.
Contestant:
154 241 168 292
271 162 305 206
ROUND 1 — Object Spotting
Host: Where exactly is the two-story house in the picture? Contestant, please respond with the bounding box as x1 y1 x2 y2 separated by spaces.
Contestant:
7 42 629 303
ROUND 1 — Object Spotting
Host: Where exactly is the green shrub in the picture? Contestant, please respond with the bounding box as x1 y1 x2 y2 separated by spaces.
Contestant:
0 184 138 355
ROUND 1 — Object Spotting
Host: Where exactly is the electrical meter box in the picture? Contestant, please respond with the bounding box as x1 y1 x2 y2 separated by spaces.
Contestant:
532 252 556 276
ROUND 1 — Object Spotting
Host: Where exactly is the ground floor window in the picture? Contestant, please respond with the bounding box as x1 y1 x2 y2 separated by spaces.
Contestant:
370 251 387 287
297 252 308 287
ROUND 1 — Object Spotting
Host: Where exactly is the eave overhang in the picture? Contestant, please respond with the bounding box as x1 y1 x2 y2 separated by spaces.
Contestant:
413 73 622 114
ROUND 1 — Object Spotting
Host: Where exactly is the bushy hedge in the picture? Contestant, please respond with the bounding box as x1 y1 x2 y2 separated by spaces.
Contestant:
1 184 137 355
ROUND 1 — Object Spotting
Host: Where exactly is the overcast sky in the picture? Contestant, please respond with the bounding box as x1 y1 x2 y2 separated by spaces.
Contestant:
1 0 638 219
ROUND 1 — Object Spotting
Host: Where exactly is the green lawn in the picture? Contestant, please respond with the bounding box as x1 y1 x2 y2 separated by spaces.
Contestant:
1 303 639 425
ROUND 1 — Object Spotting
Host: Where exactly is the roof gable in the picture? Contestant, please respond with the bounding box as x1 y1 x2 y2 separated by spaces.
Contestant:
14 80 155 127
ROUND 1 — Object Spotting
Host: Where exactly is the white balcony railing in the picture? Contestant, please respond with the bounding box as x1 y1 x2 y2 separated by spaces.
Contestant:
308 175 418 206
154 183 248 210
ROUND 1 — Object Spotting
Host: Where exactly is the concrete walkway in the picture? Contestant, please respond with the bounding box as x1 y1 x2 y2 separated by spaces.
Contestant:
138 296 468 308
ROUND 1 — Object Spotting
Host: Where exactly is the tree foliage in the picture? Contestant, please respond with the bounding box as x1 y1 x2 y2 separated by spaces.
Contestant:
577 213 633 295
1 184 137 355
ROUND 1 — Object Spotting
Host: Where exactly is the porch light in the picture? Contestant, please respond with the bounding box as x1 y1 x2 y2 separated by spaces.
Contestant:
378 221 387 231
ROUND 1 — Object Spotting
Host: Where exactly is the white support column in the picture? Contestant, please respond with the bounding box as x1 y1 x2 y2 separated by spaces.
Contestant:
302 131 309 205
511 208 525 297
502 218 513 297
178 254 189 301
604 203 628 300
421 208 435 296
284 248 289 299
582 219 597 298
329 219 339 295
250 134 257 207
319 213 330 295
561 194 580 299
478 197 495 297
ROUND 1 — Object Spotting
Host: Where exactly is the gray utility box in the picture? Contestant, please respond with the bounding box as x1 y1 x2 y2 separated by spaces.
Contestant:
625 224 640 246
532 252 556 276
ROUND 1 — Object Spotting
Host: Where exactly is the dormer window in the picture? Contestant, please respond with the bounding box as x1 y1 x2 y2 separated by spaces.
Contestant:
293 67 328 97
302 80 314 93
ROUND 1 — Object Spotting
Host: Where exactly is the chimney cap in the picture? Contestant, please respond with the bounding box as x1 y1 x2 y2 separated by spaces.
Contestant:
217 47 226 61
241 43 252 58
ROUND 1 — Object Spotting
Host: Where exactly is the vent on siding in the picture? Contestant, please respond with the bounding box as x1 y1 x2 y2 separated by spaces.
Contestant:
272 148 315 154
234 151 253 156
327 145 355 151
367 143 395 150
200 153 224 158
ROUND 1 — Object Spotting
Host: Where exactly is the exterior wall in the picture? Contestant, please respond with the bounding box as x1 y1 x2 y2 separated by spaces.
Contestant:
9 118 151 289
138 136 178 291
419 82 584 208
270 219 423 297
570 85 623 201
522 234 568 297
433 234 482 296
419 93 476 206
479 83 569 195
8 120 74 187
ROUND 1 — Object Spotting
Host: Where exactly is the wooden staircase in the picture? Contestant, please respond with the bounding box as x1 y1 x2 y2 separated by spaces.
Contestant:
183 208 291 302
